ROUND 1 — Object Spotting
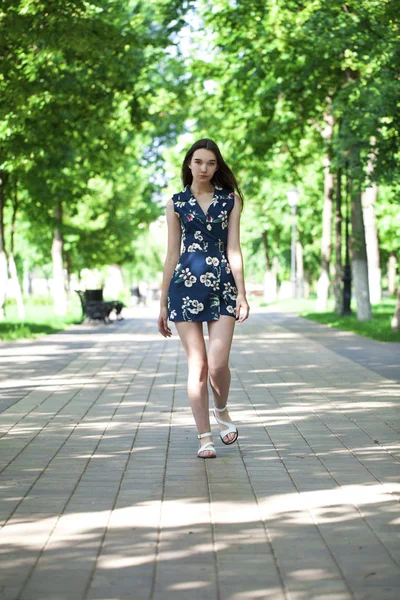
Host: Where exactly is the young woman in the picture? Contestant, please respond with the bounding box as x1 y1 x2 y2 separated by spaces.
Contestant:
158 138 250 459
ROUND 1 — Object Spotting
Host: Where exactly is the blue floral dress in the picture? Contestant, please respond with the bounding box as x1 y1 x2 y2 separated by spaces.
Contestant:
167 185 238 322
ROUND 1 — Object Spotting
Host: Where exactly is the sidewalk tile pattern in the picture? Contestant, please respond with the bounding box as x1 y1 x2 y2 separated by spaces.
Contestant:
0 308 399 599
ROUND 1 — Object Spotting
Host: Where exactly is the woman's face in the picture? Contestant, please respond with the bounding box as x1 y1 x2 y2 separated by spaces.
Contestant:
189 148 218 184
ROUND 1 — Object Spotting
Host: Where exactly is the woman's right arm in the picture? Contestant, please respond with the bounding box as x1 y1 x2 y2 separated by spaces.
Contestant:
158 199 181 337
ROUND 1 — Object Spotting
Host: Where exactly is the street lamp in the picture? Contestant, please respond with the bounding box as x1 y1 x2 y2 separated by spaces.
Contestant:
287 188 299 299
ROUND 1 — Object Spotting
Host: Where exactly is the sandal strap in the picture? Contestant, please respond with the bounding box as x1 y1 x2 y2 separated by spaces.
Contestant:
213 404 227 413
198 431 212 439
213 409 233 429
218 423 237 437
214 415 233 429
213 408 238 439
197 441 216 455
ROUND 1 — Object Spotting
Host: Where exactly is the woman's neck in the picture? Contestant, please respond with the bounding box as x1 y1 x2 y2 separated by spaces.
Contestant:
190 181 214 195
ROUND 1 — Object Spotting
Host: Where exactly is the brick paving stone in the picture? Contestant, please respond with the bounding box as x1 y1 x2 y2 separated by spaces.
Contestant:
0 306 399 600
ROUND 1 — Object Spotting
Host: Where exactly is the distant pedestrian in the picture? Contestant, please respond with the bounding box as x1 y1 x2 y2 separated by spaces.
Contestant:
130 286 141 305
138 281 148 306
158 138 249 458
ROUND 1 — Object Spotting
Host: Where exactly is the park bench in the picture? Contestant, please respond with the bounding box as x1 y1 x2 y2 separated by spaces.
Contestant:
76 289 124 323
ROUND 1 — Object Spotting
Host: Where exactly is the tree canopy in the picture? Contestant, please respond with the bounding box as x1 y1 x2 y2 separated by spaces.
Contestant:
0 0 399 324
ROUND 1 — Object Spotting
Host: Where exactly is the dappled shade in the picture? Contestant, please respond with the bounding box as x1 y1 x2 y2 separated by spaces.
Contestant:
0 308 399 598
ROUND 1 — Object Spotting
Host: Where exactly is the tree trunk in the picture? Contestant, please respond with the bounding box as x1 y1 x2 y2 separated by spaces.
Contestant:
115 264 125 288
9 178 25 319
65 251 71 292
388 253 397 295
350 184 372 321
261 229 277 303
0 252 7 321
391 285 400 332
333 169 343 313
316 112 334 311
8 254 25 319
296 240 304 298
0 171 9 321
261 230 271 274
23 261 33 296
272 255 278 294
51 200 67 316
362 151 381 304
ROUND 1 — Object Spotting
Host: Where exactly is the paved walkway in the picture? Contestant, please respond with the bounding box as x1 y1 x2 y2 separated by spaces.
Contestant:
0 306 399 600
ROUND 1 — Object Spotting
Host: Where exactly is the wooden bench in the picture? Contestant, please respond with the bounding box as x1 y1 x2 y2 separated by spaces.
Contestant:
76 289 124 323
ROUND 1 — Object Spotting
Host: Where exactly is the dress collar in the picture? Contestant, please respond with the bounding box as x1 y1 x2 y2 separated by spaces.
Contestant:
184 184 227 198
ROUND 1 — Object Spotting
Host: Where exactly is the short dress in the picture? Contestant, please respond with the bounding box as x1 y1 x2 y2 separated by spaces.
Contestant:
167 184 238 322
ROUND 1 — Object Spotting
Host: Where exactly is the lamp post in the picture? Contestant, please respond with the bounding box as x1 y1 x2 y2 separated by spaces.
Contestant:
287 188 299 299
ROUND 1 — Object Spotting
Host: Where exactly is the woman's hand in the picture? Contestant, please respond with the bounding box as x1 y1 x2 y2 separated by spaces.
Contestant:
158 306 172 337
235 293 250 323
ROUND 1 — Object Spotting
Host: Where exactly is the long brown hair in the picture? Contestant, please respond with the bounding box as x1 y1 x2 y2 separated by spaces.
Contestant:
181 138 244 207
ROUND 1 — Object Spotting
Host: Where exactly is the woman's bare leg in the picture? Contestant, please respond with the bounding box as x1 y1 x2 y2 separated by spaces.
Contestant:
207 316 237 443
175 321 214 457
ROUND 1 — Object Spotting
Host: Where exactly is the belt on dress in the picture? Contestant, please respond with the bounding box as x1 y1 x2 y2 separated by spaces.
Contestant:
208 240 225 253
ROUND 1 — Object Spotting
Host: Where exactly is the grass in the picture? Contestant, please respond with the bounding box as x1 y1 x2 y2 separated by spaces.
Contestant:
252 294 400 343
301 297 400 343
0 297 82 342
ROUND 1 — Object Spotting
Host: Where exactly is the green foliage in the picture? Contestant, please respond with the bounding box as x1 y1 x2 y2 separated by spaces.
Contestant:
179 0 400 287
193 0 400 179
1 0 398 315
375 185 400 259
0 0 191 284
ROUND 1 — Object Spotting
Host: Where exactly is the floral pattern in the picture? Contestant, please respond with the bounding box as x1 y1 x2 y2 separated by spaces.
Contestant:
174 267 197 287
168 185 238 321
206 256 220 267
200 272 219 291
187 242 203 252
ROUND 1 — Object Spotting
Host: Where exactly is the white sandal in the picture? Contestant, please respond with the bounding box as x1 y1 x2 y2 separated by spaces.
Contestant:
197 432 216 459
213 404 239 445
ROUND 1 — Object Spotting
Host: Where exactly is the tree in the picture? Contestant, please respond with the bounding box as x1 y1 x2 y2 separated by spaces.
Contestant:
0 0 190 315
192 0 399 320
0 171 8 320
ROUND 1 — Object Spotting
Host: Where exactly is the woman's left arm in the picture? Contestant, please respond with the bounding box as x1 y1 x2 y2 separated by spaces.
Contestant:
226 194 250 323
